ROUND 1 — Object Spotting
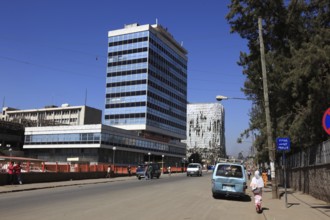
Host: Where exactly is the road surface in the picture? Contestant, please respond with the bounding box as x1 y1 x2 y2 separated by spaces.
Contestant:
0 173 265 220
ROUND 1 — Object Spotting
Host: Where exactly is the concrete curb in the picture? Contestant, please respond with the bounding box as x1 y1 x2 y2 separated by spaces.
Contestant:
0 177 130 194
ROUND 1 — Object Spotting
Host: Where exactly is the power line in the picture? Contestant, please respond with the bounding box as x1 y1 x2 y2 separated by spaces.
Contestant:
0 55 103 78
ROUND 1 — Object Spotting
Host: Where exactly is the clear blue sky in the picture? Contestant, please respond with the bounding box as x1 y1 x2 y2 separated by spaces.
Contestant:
0 0 253 157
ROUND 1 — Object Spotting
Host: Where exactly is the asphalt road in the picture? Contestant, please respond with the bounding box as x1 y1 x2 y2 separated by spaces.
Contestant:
0 173 265 220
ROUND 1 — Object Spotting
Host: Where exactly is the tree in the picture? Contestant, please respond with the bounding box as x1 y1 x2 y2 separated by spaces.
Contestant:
226 0 330 156
188 152 202 164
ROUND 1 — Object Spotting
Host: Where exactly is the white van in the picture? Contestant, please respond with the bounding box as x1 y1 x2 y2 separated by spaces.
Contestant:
187 163 203 176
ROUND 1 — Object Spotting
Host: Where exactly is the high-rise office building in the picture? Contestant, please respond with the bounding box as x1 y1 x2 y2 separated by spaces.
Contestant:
185 103 226 163
105 23 188 143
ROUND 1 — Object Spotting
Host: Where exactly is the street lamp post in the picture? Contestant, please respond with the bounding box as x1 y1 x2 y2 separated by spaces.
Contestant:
162 155 164 174
6 144 12 160
112 147 116 174
216 91 277 198
216 95 250 101
148 152 151 164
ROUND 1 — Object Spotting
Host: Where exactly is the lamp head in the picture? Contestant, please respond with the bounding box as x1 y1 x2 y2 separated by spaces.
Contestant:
216 95 228 101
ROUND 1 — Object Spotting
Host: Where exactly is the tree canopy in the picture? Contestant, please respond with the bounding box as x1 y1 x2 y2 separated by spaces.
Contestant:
226 0 330 158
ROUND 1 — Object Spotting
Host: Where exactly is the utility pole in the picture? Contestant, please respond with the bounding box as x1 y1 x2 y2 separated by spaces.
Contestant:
258 17 278 199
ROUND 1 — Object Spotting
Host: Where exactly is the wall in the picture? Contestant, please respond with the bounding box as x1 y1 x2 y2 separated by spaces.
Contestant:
83 106 102 124
0 172 108 186
277 164 330 203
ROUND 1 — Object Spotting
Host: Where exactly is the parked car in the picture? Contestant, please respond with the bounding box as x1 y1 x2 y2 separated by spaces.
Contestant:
136 163 161 180
207 165 215 171
187 163 203 176
211 163 247 198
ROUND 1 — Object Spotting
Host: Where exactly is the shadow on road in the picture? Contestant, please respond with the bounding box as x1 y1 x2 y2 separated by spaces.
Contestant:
213 194 252 202
287 203 300 208
311 205 330 210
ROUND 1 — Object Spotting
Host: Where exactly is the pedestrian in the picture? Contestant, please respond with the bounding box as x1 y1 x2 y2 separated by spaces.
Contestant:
167 166 171 176
147 164 153 179
144 165 149 180
14 162 23 184
250 170 264 191
250 170 264 213
7 161 14 185
262 169 268 187
127 165 131 176
247 170 251 180
2 162 8 173
267 168 271 181
106 165 111 178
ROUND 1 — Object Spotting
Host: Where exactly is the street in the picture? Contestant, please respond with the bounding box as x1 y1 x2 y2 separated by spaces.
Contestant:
0 173 266 220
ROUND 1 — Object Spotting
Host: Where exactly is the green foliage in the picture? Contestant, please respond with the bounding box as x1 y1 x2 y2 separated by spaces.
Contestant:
226 0 330 156
188 152 202 164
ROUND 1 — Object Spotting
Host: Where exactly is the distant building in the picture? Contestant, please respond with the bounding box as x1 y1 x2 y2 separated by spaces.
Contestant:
1 105 101 127
184 103 226 163
105 23 188 141
0 120 25 157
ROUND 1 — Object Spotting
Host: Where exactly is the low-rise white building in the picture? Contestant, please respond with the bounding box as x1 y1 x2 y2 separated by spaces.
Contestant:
1 104 101 126
2 105 186 166
23 124 186 164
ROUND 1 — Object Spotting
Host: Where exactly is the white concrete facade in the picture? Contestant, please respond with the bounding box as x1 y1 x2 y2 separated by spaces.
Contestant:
23 124 186 163
184 103 226 163
1 105 101 126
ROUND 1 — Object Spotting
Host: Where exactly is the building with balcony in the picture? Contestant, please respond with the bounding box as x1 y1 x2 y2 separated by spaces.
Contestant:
1 104 101 127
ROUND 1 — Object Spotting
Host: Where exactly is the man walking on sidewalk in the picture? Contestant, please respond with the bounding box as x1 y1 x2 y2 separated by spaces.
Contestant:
7 161 14 185
14 162 23 184
106 165 111 178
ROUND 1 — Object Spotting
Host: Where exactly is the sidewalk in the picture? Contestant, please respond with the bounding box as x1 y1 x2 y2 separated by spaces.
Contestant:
1 175 329 219
0 175 134 193
260 185 330 220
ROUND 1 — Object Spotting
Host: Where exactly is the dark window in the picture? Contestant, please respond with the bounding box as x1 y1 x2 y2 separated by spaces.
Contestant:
109 37 148 47
215 164 243 178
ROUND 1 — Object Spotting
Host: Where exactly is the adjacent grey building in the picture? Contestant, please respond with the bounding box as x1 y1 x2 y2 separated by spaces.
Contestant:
185 103 226 164
23 124 186 164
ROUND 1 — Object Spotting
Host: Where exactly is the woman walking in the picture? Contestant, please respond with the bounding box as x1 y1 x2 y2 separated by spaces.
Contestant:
250 170 264 213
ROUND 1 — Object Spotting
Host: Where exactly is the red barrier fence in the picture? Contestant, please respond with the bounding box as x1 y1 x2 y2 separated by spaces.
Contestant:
1 158 187 174
43 163 186 174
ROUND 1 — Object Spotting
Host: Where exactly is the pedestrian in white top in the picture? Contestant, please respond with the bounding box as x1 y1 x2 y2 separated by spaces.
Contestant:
106 165 111 178
250 170 264 213
250 171 264 188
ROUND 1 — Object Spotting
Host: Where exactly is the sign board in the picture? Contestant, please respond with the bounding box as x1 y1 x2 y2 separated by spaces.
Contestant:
322 108 330 135
276 137 291 151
